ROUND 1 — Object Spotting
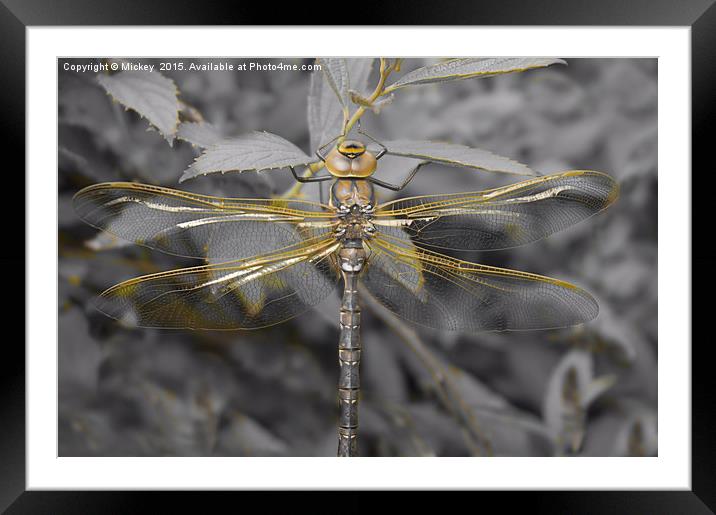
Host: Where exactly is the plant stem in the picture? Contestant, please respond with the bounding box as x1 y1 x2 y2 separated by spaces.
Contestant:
341 58 394 138
280 161 325 200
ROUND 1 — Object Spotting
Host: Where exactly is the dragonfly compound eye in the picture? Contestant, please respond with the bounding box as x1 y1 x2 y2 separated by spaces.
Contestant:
325 144 377 178
350 152 377 177
325 148 352 177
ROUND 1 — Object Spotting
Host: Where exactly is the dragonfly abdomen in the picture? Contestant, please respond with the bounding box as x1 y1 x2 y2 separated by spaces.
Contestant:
337 240 366 457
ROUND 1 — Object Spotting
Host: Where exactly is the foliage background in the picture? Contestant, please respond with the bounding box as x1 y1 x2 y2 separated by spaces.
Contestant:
58 58 657 457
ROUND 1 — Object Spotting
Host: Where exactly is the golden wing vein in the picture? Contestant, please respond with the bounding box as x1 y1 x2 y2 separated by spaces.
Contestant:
97 237 341 330
73 182 337 260
362 234 597 332
373 171 618 251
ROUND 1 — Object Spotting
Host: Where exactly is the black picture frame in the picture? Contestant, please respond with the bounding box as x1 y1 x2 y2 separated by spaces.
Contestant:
3 0 710 512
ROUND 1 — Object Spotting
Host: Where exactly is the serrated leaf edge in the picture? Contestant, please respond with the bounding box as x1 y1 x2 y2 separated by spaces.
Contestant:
96 71 181 145
386 58 567 92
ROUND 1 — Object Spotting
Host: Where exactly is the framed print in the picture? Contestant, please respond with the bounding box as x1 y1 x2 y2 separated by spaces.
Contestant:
3 0 712 511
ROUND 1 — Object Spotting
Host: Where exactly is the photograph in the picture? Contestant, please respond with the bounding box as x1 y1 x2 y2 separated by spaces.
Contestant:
58 56 657 458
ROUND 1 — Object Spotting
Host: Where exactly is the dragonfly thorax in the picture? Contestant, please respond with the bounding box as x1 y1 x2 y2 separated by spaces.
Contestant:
330 178 375 209
334 197 376 242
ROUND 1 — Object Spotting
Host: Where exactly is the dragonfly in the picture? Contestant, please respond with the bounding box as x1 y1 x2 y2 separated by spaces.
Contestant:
73 130 618 457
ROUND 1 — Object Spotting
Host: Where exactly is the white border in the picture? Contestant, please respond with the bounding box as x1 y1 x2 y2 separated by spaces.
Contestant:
28 27 690 489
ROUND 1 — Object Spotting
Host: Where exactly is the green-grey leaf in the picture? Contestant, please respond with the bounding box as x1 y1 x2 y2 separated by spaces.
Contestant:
177 122 224 148
96 71 180 144
370 94 394 114
308 58 375 152
542 349 591 451
382 139 536 176
385 58 566 92
317 58 349 108
180 131 316 183
347 59 375 97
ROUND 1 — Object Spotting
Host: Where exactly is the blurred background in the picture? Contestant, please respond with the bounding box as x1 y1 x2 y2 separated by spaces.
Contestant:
58 58 657 457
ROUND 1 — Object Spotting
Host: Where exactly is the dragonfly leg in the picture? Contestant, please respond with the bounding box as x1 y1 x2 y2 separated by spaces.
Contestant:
289 165 333 184
316 133 344 162
356 120 387 160
368 161 429 192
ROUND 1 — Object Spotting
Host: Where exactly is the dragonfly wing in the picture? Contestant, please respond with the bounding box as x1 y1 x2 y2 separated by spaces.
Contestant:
97 237 341 330
73 182 336 260
362 235 597 332
373 171 618 251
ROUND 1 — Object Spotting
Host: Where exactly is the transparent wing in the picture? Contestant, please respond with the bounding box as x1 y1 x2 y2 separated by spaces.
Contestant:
96 236 341 330
73 182 336 260
373 171 618 251
362 234 597 332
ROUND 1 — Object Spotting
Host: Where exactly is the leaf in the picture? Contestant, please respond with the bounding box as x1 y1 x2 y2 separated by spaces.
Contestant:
385 58 566 92
308 58 375 151
139 381 221 455
96 71 180 144
308 72 342 155
180 131 316 183
177 122 224 148
177 122 276 191
542 350 615 455
581 401 657 457
316 58 349 108
370 95 394 114
543 350 589 454
59 309 102 391
218 413 288 456
448 367 510 411
347 58 375 97
375 403 438 457
381 139 536 176
362 333 408 404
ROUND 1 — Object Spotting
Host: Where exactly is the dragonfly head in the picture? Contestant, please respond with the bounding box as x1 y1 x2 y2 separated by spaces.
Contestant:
325 140 377 178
